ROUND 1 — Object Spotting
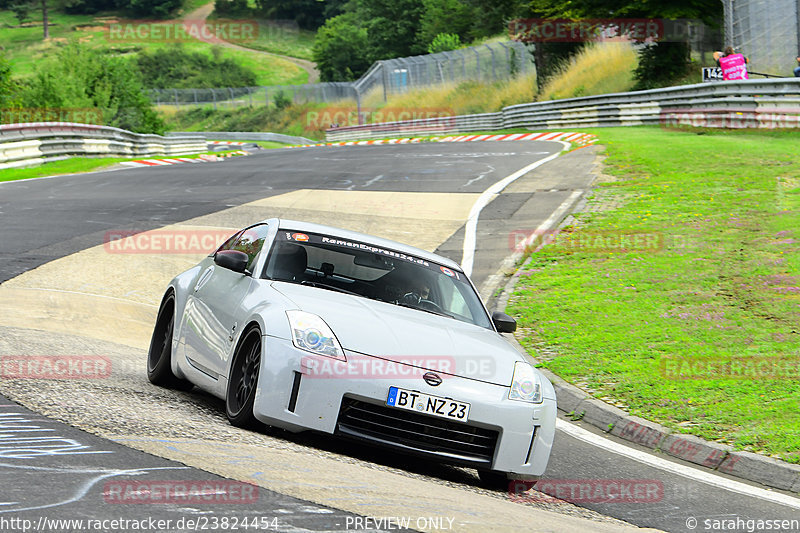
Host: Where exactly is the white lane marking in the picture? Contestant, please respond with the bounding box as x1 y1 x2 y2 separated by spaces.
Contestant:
363 175 384 187
460 141 569 276
0 463 189 514
463 165 495 188
556 419 800 510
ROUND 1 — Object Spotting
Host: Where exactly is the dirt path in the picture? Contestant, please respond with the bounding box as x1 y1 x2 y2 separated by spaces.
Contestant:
184 3 320 83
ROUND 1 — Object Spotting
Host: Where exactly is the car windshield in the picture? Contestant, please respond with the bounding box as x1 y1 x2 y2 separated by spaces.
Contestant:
263 230 492 329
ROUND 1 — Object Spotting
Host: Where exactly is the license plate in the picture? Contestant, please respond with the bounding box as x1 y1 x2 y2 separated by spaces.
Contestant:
386 386 470 422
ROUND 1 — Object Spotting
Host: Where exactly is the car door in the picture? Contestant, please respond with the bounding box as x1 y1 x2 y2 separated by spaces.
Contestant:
183 224 270 380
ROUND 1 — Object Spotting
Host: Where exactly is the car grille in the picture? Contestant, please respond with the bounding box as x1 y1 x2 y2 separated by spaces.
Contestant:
336 398 499 465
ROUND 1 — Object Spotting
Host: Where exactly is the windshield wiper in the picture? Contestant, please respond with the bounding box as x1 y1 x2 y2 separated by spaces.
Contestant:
301 280 361 297
393 301 453 319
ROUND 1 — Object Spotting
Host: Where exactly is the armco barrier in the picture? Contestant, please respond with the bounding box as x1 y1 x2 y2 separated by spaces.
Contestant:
167 131 314 144
326 79 800 140
0 122 207 170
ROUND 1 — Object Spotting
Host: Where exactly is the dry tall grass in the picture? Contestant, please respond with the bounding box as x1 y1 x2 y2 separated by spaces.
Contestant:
361 73 538 116
537 41 638 101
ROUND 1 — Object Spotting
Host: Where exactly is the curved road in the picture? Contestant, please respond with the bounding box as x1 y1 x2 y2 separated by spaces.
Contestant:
0 143 798 532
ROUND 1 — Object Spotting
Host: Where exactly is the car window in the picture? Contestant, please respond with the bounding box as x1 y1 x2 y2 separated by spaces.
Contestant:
228 224 270 271
217 230 244 253
264 230 491 329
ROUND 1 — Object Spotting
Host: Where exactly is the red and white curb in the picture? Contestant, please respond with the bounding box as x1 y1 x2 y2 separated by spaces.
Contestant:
120 152 249 167
291 131 597 149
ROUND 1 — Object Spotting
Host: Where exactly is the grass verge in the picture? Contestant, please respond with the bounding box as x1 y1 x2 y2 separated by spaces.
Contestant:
0 10 307 85
0 157 133 182
507 126 800 463
0 148 277 182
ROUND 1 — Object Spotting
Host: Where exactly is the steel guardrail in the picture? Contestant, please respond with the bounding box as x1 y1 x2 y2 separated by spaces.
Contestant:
325 79 800 141
0 122 207 169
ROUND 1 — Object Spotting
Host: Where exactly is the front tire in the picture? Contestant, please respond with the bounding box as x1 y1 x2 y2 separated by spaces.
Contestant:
147 291 193 390
226 326 262 429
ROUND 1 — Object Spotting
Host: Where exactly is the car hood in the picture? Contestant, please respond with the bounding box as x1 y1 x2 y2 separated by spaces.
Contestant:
272 282 523 386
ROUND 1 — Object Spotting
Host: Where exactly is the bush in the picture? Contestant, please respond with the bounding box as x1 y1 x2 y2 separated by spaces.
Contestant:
427 33 461 54
633 42 691 90
136 45 258 89
272 90 291 109
127 0 181 18
0 54 19 109
17 41 165 134
214 0 249 16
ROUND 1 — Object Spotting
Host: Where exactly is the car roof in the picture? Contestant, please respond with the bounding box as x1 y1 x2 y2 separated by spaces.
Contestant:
267 218 463 271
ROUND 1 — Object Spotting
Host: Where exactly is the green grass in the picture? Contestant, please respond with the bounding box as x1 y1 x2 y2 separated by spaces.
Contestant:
0 148 278 182
0 10 96 76
0 9 308 85
0 157 133 182
507 126 800 464
141 41 307 86
221 20 316 61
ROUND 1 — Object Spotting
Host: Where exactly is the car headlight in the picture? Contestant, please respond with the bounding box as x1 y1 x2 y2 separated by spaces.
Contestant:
286 310 345 360
509 361 543 403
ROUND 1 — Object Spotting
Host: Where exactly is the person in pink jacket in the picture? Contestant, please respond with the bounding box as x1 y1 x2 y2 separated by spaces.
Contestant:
715 47 749 80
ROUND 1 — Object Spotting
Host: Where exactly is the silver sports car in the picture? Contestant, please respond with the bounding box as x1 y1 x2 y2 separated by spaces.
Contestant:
147 219 556 486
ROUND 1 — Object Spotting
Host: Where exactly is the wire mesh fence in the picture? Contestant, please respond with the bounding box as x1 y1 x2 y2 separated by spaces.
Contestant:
148 41 534 109
148 83 357 109
724 0 800 76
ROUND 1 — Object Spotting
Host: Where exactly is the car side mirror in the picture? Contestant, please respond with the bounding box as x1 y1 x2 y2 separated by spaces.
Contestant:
492 311 517 333
214 250 249 274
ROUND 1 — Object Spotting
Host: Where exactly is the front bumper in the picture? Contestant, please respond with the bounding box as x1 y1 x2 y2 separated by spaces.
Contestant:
252 336 556 477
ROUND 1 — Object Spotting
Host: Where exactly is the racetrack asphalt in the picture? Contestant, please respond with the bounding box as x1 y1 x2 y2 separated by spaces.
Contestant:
0 141 798 532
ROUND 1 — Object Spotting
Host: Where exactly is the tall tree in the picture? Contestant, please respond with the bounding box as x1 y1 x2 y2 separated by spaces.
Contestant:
312 13 372 81
465 0 526 39
359 0 426 58
255 0 327 29
416 0 474 50
41 0 48 39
